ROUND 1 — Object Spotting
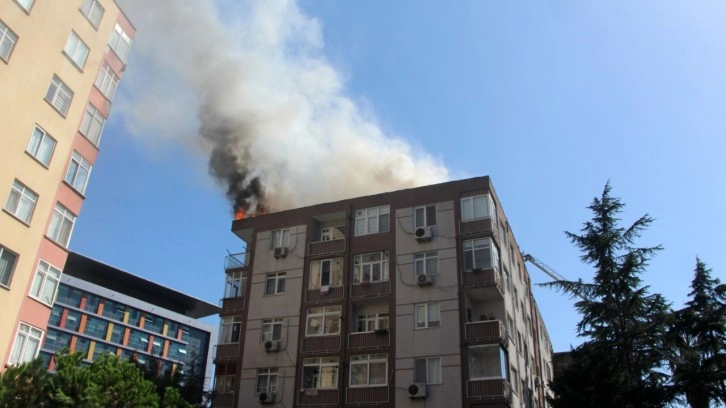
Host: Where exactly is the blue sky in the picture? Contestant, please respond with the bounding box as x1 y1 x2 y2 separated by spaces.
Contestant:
71 0 726 351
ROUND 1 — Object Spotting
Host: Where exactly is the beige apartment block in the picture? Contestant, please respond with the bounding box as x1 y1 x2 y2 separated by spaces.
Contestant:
0 0 134 368
215 177 554 408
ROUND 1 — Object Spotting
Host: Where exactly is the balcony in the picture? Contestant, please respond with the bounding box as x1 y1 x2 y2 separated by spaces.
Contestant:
461 268 504 298
465 320 505 344
308 238 346 257
349 330 390 349
219 296 245 316
346 386 389 404
305 286 344 303
298 389 339 405
212 392 234 407
224 252 248 270
467 378 511 401
213 344 240 361
301 335 341 354
460 217 496 236
350 281 390 299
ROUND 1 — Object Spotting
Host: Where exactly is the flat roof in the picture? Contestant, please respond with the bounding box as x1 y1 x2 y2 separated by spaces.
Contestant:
64 252 220 319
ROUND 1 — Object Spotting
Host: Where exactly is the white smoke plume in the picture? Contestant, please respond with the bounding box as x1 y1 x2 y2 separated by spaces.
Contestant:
116 0 449 213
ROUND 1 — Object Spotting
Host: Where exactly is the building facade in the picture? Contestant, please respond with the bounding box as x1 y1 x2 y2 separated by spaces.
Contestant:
39 252 219 389
214 177 554 407
0 0 134 368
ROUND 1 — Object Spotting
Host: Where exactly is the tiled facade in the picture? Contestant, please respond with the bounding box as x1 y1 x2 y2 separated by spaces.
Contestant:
214 177 554 407
0 0 134 368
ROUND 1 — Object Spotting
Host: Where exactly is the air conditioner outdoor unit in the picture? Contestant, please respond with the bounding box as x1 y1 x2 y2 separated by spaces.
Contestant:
264 340 280 352
414 226 433 242
416 274 433 286
259 391 276 404
408 383 427 399
274 247 288 259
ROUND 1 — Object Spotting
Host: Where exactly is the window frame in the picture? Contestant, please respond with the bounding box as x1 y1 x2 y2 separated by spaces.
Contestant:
29 260 61 306
15 0 34 12
9 322 44 365
414 204 437 228
414 356 442 385
463 237 499 271
45 75 74 116
0 19 19 62
224 271 245 298
219 316 242 344
414 251 438 277
26 125 57 167
215 374 235 394
349 353 388 387
0 245 19 288
415 302 441 329
65 151 93 194
302 357 339 390
356 313 389 333
468 344 509 381
270 229 290 249
47 203 76 247
79 0 104 29
353 251 389 284
461 194 496 221
108 23 132 62
63 31 90 69
305 305 341 336
309 258 343 289
256 368 278 394
5 180 38 224
95 63 119 101
79 104 106 146
264 272 286 295
261 318 283 342
354 205 390 236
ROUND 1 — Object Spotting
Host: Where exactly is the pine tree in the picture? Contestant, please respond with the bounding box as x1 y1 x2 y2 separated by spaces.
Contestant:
546 183 672 407
669 259 726 408
0 358 52 407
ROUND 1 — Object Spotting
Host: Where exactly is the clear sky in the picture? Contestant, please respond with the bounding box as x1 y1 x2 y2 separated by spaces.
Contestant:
70 0 726 352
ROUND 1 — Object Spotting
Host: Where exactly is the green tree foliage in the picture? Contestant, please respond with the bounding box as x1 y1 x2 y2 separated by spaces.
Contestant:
546 183 672 407
668 259 726 408
0 358 52 407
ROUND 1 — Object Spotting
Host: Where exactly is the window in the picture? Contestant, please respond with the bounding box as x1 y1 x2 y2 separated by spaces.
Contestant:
92 342 116 360
511 367 519 394
224 271 245 298
15 0 34 12
110 325 124 344
264 272 285 295
353 252 389 284
306 305 341 336
9 323 43 365
95 63 119 101
79 104 105 146
468 345 508 380
65 151 92 194
63 31 89 69
461 194 496 221
56 285 82 307
414 251 438 276
80 0 104 29
354 205 390 236
84 316 108 338
128 330 149 350
356 313 388 332
261 318 282 342
85 293 100 313
29 260 61 305
144 313 163 334
64 310 81 331
44 329 72 353
219 316 241 344
414 357 442 384
47 203 76 247
215 375 235 393
256 368 278 394
45 75 74 116
303 357 339 389
463 238 499 271
108 23 132 62
5 180 38 224
26 126 56 167
309 258 343 289
0 245 18 287
270 229 289 249
0 20 18 62
414 204 436 228
49 307 62 326
415 303 440 329
102 299 126 322
349 354 387 387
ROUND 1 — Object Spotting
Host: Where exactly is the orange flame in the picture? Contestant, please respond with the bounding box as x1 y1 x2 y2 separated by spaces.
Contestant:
235 208 246 220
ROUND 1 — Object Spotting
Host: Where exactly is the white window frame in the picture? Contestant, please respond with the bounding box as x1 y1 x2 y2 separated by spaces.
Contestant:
414 357 442 385
349 353 387 387
414 251 438 276
463 237 499 271
354 205 390 236
63 31 89 69
309 258 343 289
270 229 290 249
256 368 278 394
9 322 44 365
80 104 105 146
261 318 283 342
223 271 245 298
353 251 389 284
356 313 389 333
415 302 441 329
65 151 93 194
47 203 76 247
0 245 19 288
302 357 339 390
5 180 38 224
219 316 241 344
80 0 104 29
414 204 436 228
468 344 508 381
461 194 496 221
0 19 18 62
95 63 119 101
26 125 56 167
15 0 34 12
108 23 132 62
264 272 285 295
29 260 61 306
305 305 341 336
45 75 74 116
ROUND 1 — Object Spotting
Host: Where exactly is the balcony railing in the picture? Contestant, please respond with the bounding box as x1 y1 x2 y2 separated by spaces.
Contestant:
467 378 510 400
349 330 390 349
220 297 245 315
346 386 389 404
460 217 495 236
350 280 390 298
465 320 505 343
297 389 339 405
305 286 344 303
461 268 503 294
213 343 240 361
301 335 341 354
224 252 248 270
212 392 234 407
308 238 346 257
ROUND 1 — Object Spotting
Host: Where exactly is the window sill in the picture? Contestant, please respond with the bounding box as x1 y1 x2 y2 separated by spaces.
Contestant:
78 132 101 151
62 181 87 200
13 0 32 14
24 151 51 169
79 10 100 31
2 209 31 227
62 51 85 73
44 99 69 118
0 283 10 291
44 235 70 252
28 295 55 308
93 85 115 104
414 325 441 330
263 292 285 297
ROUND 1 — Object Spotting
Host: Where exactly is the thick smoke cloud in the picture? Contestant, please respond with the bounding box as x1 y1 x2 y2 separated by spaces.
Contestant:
116 0 448 213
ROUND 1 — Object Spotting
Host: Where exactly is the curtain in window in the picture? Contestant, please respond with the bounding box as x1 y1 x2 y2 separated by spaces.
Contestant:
0 250 15 284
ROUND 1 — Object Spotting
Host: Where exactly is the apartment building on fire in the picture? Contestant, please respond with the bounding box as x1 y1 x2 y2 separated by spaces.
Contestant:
213 177 554 408
0 0 135 368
